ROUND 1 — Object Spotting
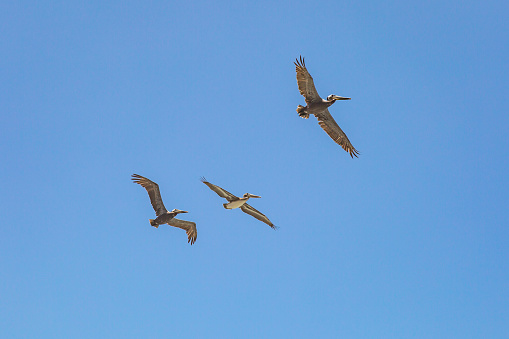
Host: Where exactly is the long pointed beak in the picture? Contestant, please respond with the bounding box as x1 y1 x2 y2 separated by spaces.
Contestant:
180 210 189 213
248 194 261 198
333 95 351 100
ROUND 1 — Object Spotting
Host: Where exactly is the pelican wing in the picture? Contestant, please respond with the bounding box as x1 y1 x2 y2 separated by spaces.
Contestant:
295 56 321 104
316 109 360 158
240 203 277 229
168 218 197 245
132 174 168 216
201 177 238 201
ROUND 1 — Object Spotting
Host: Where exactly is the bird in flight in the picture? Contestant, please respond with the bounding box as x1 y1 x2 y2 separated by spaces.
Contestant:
201 177 277 229
132 174 197 245
294 56 359 157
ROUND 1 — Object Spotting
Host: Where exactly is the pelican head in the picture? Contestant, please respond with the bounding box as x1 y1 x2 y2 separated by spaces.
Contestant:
327 94 351 101
243 193 261 199
171 209 188 214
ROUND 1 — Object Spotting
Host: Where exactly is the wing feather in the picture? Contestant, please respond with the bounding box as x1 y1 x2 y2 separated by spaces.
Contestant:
168 218 197 245
201 177 238 201
316 109 360 158
240 203 277 229
132 174 168 216
294 56 321 104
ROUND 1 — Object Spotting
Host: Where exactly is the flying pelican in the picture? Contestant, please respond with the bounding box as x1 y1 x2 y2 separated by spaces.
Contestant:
200 177 277 229
295 56 359 157
132 174 197 245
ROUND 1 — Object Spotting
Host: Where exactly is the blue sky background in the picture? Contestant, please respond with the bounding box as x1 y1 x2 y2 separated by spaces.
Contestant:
1 0 508 338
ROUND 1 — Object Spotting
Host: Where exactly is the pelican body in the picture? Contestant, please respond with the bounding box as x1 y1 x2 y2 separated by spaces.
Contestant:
297 95 350 119
223 193 261 209
150 208 188 228
294 56 359 157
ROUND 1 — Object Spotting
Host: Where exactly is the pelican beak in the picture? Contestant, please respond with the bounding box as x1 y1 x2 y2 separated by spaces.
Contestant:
332 95 351 100
180 210 189 213
249 194 261 198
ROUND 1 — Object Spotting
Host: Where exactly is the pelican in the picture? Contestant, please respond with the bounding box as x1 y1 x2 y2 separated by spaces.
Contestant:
200 177 277 229
294 56 359 157
132 174 197 245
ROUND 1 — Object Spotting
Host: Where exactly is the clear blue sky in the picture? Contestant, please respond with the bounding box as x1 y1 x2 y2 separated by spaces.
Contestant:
1 1 508 338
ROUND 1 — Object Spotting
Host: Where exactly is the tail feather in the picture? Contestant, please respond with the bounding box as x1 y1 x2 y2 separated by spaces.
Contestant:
149 219 159 228
296 105 309 119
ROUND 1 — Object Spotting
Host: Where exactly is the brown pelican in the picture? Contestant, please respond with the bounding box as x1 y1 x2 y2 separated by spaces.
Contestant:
132 174 197 245
200 177 277 229
295 56 360 157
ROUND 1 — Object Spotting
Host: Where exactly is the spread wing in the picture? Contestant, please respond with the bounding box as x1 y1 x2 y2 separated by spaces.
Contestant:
295 56 321 104
240 203 277 229
168 218 197 245
132 174 168 216
201 177 238 201
316 109 360 158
